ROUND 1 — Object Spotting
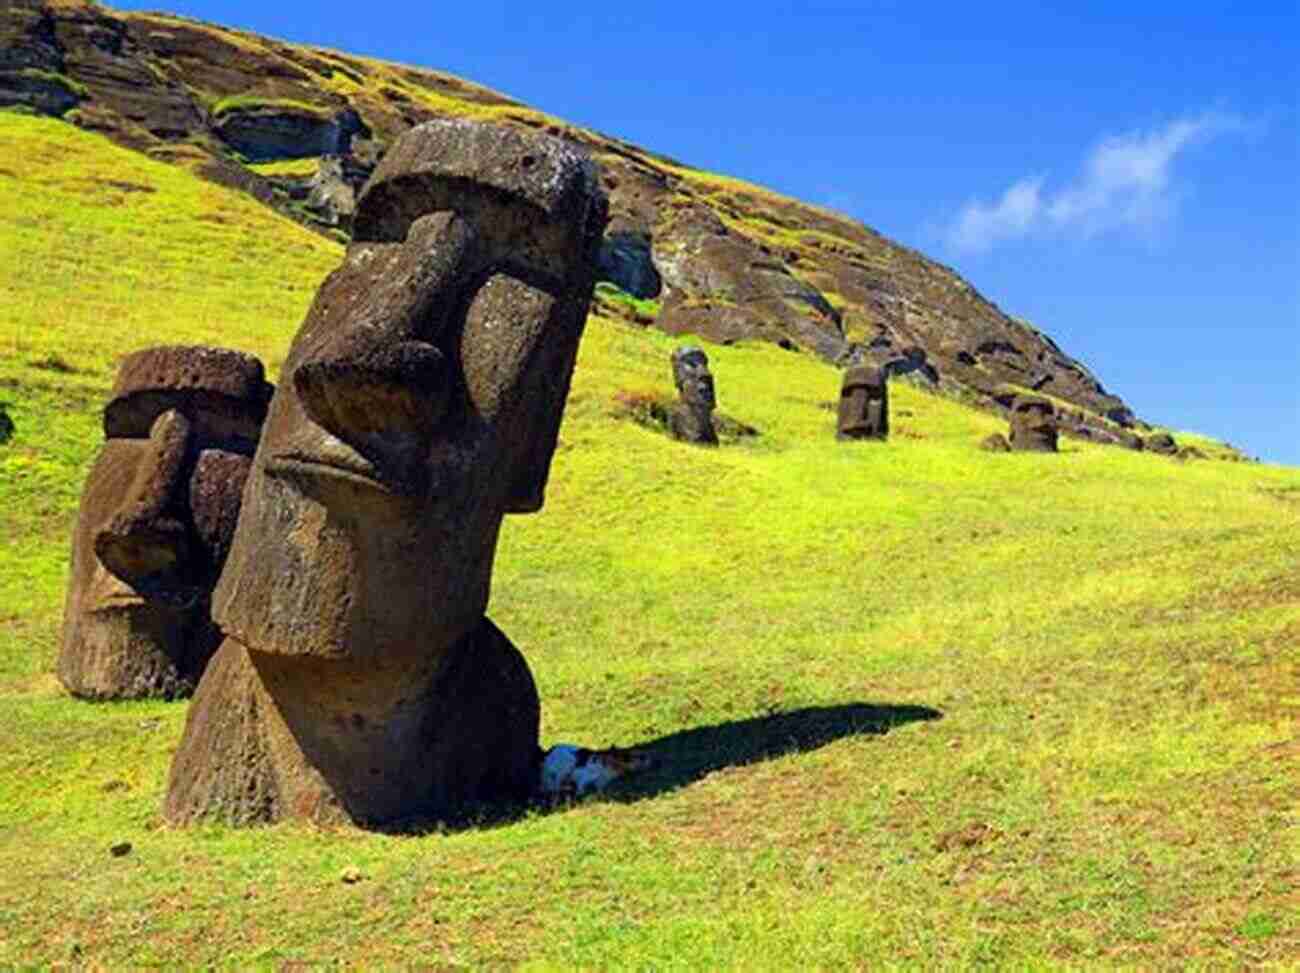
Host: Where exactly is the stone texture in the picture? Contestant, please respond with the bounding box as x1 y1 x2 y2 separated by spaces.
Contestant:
213 106 367 163
305 154 357 228
666 346 718 446
596 230 661 300
5 0 1144 427
1145 432 1179 455
58 346 271 700
1008 394 1058 453
980 432 1011 452
165 119 608 827
836 365 888 441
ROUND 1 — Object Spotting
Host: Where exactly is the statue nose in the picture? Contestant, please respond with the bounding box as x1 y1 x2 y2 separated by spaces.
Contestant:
294 340 451 479
290 210 479 490
95 408 193 589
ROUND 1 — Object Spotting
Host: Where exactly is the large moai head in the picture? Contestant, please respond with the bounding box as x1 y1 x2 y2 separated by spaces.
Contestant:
165 120 608 827
836 365 888 440
58 346 271 699
1008 394 1058 452
667 345 718 445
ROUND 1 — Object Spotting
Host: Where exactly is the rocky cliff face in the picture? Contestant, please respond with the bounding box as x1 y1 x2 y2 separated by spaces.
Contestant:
1 0 1139 430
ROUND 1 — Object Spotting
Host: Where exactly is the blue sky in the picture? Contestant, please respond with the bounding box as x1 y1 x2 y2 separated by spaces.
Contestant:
115 0 1300 463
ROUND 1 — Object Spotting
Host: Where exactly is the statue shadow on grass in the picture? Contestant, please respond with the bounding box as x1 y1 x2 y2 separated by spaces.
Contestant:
384 701 941 834
606 701 942 803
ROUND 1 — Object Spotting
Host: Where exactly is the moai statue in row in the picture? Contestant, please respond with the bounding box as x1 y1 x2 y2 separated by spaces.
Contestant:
58 346 272 700
1008 394 1058 452
164 120 608 827
837 365 888 440
1145 432 1178 455
667 346 718 446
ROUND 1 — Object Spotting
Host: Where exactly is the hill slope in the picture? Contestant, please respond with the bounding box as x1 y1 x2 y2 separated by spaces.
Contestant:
1 0 1150 442
1 112 1298 966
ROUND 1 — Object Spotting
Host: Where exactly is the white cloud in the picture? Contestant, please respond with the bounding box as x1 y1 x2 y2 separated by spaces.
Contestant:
946 112 1247 253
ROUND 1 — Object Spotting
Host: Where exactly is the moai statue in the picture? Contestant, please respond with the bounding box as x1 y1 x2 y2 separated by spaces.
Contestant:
1008 394 1058 452
836 365 888 440
1145 432 1179 455
164 120 608 827
667 345 718 446
58 346 272 700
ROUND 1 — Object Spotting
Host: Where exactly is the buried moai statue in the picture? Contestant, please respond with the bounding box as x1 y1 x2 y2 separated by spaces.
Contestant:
164 120 608 827
836 365 888 440
667 345 718 445
58 346 271 700
1008 394 1058 452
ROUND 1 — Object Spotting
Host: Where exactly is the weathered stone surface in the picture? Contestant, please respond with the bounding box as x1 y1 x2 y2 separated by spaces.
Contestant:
58 346 271 701
980 432 1011 452
837 365 888 440
596 230 661 300
165 119 608 827
213 106 367 163
0 67 82 115
1116 430 1145 451
164 617 539 825
305 155 356 227
653 203 847 360
1008 394 1058 453
667 346 718 446
1146 432 1179 455
6 0 1145 426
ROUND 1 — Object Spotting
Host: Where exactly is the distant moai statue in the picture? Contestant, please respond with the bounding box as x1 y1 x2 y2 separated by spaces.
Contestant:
163 119 608 828
1008 394 1058 452
667 345 719 445
836 365 888 440
58 346 272 700
1145 432 1179 455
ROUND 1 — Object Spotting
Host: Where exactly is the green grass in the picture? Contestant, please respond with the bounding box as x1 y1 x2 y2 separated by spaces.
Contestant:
16 68 89 100
1 110 1298 967
210 95 334 120
594 281 662 320
247 156 322 178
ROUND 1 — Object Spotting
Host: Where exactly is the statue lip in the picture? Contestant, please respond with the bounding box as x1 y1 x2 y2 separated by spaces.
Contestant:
267 451 392 493
89 592 148 613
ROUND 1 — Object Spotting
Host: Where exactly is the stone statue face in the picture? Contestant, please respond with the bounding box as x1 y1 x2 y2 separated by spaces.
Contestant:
837 365 888 439
671 346 716 411
59 347 270 699
1009 395 1058 451
212 120 608 667
1013 396 1055 432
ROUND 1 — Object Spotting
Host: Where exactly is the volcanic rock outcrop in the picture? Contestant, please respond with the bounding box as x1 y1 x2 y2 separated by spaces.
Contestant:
164 119 608 827
58 345 271 700
667 346 718 446
1008 394 1058 453
0 0 1143 430
836 365 889 441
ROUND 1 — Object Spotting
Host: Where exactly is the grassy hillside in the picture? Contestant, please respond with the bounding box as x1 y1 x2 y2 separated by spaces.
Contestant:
1 113 1297 967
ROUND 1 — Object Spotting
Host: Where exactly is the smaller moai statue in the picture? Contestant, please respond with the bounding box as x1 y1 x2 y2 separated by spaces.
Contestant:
836 365 888 440
58 345 272 700
1008 394 1058 452
668 346 718 446
1145 432 1178 455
